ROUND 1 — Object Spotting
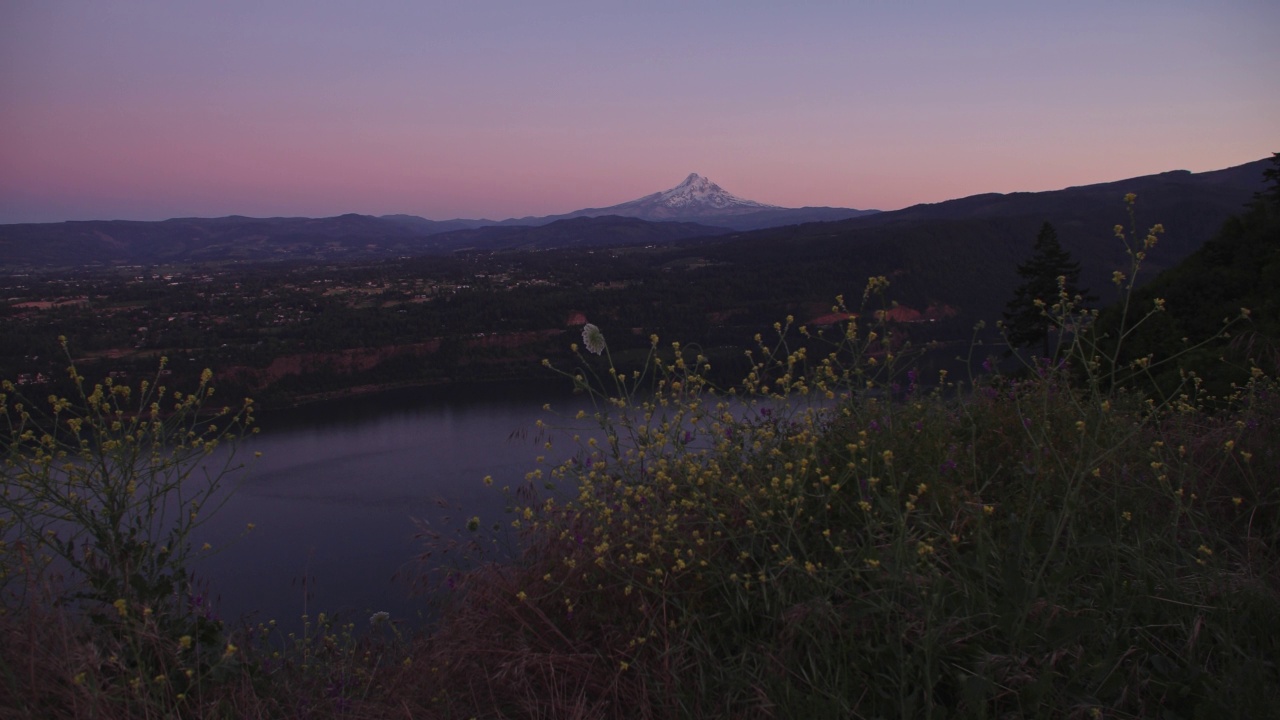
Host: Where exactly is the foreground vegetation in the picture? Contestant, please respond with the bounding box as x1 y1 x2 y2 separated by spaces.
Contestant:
2 195 1278 718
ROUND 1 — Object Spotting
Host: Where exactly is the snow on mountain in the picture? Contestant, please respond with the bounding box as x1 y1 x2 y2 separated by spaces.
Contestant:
492 173 875 230
586 173 781 219
645 173 779 211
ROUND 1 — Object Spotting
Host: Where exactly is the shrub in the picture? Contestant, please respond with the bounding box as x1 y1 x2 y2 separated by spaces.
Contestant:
0 343 256 716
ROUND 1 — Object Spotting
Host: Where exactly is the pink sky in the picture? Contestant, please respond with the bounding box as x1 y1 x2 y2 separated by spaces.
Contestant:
1 1 1276 224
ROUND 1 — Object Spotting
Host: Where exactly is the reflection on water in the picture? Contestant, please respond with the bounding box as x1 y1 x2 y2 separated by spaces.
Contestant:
193 381 592 627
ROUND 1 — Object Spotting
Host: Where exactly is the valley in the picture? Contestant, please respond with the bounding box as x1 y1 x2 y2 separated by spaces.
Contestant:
2 159 1270 407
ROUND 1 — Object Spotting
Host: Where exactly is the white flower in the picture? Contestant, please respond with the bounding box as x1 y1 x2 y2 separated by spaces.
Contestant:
369 611 390 627
581 323 606 355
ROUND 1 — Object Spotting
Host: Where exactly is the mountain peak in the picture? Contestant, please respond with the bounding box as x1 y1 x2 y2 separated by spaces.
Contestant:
621 173 780 216
547 172 873 229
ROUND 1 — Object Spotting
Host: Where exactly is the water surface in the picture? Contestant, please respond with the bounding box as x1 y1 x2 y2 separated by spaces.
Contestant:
194 382 593 627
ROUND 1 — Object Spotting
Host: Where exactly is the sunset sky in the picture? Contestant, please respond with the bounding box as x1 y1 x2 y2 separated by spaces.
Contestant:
1 1 1276 224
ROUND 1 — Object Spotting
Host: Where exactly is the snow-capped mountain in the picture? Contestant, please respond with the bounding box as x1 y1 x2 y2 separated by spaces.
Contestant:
519 173 875 230
595 173 780 218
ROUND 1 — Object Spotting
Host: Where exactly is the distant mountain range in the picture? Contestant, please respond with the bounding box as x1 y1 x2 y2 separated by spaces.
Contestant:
0 160 1270 269
401 215 735 254
0 173 870 267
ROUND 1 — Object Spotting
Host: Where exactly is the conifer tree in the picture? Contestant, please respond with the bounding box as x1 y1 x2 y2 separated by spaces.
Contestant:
1003 221 1091 356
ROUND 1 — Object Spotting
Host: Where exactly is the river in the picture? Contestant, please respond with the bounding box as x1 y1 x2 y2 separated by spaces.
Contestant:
193 381 595 628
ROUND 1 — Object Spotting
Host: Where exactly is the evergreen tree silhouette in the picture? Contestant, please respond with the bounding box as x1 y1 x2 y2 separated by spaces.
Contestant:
1003 222 1092 356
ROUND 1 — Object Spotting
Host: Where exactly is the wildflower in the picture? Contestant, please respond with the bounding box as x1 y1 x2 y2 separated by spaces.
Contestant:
516 591 528 602
581 323 606 355
1233 497 1243 506
113 598 127 617
222 643 237 660
466 516 480 531
369 611 390 627
178 635 193 649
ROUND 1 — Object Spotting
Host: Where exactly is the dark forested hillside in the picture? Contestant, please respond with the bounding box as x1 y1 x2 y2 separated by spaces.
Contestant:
1093 154 1280 396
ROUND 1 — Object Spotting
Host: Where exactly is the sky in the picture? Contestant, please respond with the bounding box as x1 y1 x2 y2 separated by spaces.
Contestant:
1 1 1277 224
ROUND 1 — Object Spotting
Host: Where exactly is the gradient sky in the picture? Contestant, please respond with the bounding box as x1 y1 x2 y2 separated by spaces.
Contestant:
1 1 1276 224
